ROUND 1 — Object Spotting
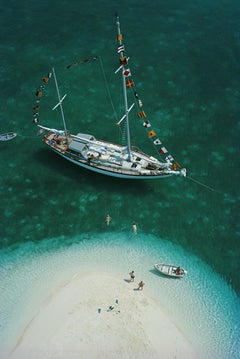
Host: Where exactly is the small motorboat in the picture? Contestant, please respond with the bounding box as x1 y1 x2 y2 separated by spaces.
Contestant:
0 132 17 141
154 264 187 278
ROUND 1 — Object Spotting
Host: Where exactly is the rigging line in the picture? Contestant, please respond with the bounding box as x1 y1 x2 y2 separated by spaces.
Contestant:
98 56 118 123
118 121 126 146
118 123 123 143
116 84 126 145
12 133 40 139
129 87 166 161
186 175 221 194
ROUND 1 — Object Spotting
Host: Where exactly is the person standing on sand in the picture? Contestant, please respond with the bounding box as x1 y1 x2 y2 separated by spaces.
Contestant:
129 270 135 282
138 280 145 290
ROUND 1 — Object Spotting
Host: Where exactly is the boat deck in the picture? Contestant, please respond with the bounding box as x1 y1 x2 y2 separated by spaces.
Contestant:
42 131 179 178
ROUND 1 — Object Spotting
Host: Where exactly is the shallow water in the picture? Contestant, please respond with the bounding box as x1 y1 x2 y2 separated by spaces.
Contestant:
1 233 239 358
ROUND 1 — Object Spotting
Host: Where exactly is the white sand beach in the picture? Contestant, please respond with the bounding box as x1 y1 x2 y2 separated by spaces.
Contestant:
9 271 196 359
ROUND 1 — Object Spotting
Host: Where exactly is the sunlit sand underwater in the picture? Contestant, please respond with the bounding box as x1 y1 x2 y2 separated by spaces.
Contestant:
1 232 239 358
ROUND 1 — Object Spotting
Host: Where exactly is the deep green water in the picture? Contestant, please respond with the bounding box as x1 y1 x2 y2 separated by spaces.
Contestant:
0 0 239 298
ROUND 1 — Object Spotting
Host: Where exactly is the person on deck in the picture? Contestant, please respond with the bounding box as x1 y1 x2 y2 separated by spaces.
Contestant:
176 267 182 275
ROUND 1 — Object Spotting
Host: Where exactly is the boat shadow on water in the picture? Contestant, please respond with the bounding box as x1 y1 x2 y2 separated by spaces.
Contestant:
34 148 150 193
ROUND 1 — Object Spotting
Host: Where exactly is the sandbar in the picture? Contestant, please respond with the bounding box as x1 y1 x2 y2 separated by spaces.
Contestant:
9 271 196 358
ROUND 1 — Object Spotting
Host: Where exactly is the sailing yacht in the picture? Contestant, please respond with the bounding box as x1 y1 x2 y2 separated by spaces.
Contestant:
36 15 186 179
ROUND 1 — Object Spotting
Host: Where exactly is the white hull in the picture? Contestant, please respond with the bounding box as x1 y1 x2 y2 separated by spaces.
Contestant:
41 129 185 180
56 150 173 179
154 264 187 278
0 132 17 141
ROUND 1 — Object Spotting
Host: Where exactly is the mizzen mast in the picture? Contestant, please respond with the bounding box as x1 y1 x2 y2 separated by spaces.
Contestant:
52 67 68 142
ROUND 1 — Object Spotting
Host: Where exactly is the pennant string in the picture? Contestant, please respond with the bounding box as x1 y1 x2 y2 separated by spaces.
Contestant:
116 31 182 170
66 56 99 69
32 72 52 125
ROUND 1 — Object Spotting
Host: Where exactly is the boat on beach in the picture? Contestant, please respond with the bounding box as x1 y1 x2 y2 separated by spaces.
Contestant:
154 264 187 278
0 132 17 141
34 15 186 180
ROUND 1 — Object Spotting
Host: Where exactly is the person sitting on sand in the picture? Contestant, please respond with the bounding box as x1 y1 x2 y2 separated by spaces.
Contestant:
138 280 145 290
129 270 135 282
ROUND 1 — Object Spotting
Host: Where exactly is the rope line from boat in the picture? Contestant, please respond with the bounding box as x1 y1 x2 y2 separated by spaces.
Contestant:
66 54 122 140
0 132 48 140
186 175 221 193
98 56 119 124
0 130 54 142
20 133 45 139
67 54 119 126
98 55 129 149
120 122 127 146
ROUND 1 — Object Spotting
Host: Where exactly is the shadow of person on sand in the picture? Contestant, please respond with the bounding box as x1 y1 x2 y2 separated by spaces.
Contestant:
124 278 132 283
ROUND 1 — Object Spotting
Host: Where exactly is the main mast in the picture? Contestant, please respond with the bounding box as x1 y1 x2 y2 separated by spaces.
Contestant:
116 15 132 160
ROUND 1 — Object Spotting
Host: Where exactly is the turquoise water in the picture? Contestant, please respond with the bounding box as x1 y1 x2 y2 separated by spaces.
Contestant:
0 0 240 357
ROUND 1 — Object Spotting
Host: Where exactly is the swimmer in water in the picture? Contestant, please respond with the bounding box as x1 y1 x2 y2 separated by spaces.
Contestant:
105 214 112 226
133 222 137 235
